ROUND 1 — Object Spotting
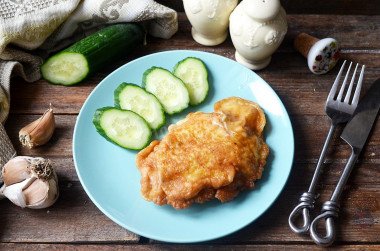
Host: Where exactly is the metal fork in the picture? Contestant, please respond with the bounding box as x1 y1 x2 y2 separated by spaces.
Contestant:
288 60 365 234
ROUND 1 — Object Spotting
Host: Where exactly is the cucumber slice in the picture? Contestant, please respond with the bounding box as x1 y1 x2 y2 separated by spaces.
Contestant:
41 23 144 85
143 67 190 114
41 52 89 86
114 83 165 130
93 107 151 150
173 57 209 105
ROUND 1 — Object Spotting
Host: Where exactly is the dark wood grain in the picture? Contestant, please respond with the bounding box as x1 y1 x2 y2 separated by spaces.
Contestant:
158 0 380 15
9 14 380 115
1 179 379 243
1 6 379 250
5 112 379 162
1 244 380 251
0 181 139 243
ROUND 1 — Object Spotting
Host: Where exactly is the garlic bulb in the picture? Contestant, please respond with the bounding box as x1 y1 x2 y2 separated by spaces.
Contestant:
0 156 59 209
19 106 55 149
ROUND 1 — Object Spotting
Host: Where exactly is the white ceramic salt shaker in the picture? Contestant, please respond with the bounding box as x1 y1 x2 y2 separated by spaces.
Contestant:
229 0 288 70
183 0 238 46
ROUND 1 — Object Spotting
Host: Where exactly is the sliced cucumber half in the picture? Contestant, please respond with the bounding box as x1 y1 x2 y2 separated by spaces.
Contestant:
114 83 165 130
93 107 151 150
174 57 209 105
41 23 144 86
143 67 190 115
41 52 89 86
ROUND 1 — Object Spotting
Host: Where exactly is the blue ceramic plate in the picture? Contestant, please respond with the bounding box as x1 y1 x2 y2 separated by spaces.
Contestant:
73 50 294 243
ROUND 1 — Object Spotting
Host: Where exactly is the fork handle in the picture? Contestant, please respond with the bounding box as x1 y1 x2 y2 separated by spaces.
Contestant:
310 150 360 246
288 123 336 234
288 192 316 234
308 123 337 191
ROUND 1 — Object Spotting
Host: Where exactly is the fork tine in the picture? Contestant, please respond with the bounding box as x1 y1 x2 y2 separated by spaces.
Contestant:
344 63 359 103
337 61 353 101
328 60 347 101
352 65 365 105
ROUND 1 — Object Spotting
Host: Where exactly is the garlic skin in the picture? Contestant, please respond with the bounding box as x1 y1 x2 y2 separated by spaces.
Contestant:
0 156 59 209
1 156 31 186
19 106 55 149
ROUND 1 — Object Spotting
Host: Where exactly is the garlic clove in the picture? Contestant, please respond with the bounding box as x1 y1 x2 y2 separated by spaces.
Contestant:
2 178 31 208
23 178 49 206
26 172 59 209
19 106 55 149
2 156 31 186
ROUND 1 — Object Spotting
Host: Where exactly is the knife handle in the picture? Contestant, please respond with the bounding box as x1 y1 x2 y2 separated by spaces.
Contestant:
310 200 340 246
310 150 360 246
330 150 360 202
289 124 337 235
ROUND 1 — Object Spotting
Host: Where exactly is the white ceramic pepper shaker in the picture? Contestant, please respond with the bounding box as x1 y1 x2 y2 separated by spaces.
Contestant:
183 0 238 46
229 0 288 70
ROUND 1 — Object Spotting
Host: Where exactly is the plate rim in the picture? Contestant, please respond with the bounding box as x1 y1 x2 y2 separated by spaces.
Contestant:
73 49 295 243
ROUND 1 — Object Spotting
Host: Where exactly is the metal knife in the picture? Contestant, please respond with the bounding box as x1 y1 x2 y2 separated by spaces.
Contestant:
309 78 380 246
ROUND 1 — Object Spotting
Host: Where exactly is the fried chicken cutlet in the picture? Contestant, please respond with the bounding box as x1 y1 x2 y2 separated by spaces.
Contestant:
136 97 269 209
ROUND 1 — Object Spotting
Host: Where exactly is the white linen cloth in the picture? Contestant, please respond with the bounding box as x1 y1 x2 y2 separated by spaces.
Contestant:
0 0 178 181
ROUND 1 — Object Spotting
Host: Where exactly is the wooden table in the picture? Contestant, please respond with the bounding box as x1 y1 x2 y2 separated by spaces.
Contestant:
1 1 379 250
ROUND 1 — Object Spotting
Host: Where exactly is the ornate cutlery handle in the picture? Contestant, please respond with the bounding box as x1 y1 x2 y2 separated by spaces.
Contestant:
289 124 336 234
310 200 340 246
288 192 316 234
310 150 359 246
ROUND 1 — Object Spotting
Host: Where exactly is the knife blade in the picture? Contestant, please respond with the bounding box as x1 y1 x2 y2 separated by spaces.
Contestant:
310 78 380 246
341 78 380 150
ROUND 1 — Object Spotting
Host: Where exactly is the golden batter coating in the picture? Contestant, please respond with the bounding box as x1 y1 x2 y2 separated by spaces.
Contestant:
136 97 269 209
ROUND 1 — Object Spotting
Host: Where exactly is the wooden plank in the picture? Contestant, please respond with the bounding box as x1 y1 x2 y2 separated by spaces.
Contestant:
215 185 380 244
142 185 380 244
0 181 139 243
0 157 378 243
8 60 380 116
0 152 378 243
9 14 380 115
1 147 378 186
1 181 379 243
157 0 380 15
5 114 76 157
156 13 380 51
148 13 380 52
286 162 380 188
4 114 379 162
1 243 380 251
285 15 380 51
1 154 378 186
2 9 379 248
1 128 378 244
282 0 380 15
32 158 380 186
289 114 379 163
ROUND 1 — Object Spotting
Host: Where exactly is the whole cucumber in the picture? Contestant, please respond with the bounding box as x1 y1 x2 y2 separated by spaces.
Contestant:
41 23 144 86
